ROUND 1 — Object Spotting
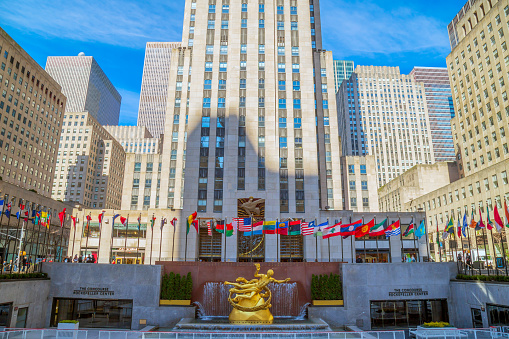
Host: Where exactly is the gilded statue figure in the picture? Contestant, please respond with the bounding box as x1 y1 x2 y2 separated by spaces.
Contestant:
224 263 290 324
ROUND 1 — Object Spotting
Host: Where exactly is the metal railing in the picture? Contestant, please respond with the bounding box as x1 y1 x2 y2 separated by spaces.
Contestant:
2 328 509 339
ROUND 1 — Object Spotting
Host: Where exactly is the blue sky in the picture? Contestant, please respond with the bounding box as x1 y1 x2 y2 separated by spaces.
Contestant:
0 0 466 126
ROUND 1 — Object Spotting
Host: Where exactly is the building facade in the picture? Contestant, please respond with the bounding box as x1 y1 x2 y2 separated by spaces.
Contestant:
378 162 460 212
333 60 354 93
410 67 456 162
137 42 181 138
400 0 509 264
52 112 125 209
0 28 66 197
341 156 379 212
104 125 162 154
336 66 435 187
45 54 121 126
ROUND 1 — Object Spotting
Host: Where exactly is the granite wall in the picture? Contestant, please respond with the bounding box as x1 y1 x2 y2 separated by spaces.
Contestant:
0 279 51 328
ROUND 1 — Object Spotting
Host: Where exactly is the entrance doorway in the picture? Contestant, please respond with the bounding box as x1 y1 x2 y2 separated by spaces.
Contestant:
15 307 28 328
471 308 483 328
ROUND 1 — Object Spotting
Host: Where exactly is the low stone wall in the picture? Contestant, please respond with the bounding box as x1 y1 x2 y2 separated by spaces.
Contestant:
449 280 509 328
0 279 50 328
308 306 347 329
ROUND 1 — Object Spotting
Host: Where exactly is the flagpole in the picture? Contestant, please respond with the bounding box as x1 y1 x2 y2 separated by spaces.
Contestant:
59 212 66 262
387 215 392 264
489 227 498 276
500 201 508 275
363 217 366 262
412 216 418 262
435 215 442 263
209 219 213 262
124 214 129 264
184 217 188 262
465 220 473 274
482 226 490 275
42 211 49 262
374 216 379 263
136 214 141 264
350 217 354 263
159 217 163 262
224 217 227 262
71 217 77 259
34 213 41 265
84 214 90 259
315 218 318 262
11 209 22 273
290 219 293 263
98 212 104 263
327 218 331 263
171 218 176 262
399 215 404 263
0 198 5 267
151 214 155 264
276 218 279 263
250 216 254 263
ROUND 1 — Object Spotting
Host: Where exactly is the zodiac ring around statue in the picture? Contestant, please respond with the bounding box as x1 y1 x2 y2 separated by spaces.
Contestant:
227 284 272 312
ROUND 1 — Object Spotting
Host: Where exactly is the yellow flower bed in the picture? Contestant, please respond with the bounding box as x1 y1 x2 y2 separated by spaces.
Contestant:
422 321 452 328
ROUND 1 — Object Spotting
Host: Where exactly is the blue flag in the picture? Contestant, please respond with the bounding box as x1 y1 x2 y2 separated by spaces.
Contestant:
0 199 3 216
16 211 20 219
308 221 316 228
462 213 468 237
415 220 426 239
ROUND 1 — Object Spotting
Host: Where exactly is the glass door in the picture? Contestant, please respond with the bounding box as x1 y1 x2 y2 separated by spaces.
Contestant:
15 307 27 328
471 308 483 328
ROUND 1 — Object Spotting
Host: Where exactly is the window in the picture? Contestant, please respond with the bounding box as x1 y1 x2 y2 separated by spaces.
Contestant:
348 165 355 174
134 162 141 172
349 181 356 190
293 81 300 91
350 197 357 207
240 79 246 89
361 181 368 190
360 165 366 174
278 81 286 91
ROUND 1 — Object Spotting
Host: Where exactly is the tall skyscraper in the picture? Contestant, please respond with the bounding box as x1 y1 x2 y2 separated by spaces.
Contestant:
0 28 67 197
52 112 125 209
137 42 181 138
333 60 354 93
45 54 121 125
410 67 456 162
104 126 161 154
336 66 435 187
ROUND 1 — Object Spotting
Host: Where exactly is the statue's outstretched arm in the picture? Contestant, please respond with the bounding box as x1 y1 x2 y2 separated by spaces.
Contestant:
271 278 291 284
254 263 262 277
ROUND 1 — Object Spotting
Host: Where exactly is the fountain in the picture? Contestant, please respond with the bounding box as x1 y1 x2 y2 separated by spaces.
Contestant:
174 264 331 331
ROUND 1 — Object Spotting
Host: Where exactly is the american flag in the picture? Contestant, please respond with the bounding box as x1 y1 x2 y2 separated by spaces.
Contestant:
233 218 252 232
301 222 314 236
207 221 212 236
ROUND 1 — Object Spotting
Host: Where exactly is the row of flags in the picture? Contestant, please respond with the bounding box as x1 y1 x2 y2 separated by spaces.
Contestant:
192 212 427 240
0 199 68 229
441 201 509 241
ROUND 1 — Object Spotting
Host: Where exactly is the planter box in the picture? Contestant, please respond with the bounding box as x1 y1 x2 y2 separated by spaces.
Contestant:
160 300 191 306
312 300 343 306
57 322 79 330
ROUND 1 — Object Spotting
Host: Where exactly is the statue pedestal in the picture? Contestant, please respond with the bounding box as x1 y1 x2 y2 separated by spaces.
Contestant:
229 293 273 324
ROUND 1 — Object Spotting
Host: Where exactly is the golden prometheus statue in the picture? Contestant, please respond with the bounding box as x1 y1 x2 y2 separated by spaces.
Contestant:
224 263 290 324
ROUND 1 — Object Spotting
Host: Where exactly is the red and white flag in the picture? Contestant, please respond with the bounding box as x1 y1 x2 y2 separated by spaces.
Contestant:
234 218 252 232
207 221 212 236
301 222 314 236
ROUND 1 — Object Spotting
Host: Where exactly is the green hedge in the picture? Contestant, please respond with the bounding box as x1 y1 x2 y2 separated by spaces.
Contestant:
161 272 192 300
0 272 48 280
311 273 342 300
456 274 509 283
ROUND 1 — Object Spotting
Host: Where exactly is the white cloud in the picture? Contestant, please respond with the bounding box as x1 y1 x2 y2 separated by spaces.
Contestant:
320 0 450 58
0 0 184 48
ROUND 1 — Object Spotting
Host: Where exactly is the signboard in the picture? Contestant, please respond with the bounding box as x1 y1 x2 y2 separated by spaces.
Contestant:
72 287 115 296
388 288 428 297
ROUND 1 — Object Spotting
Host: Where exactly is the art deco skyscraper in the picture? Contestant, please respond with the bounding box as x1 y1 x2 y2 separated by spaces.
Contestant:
333 60 354 93
410 67 456 162
137 42 181 138
337 66 435 187
45 54 121 126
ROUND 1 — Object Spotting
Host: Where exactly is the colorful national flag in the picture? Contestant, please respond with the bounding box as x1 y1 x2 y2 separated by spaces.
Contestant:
233 218 252 232
289 221 301 235
307 221 316 228
251 221 264 235
59 208 66 227
16 211 21 219
207 221 212 236
486 207 494 231
505 200 509 228
216 221 234 237
477 208 485 230
402 219 415 237
0 199 4 215
120 216 128 227
355 219 373 238
98 210 105 224
469 209 476 229
369 219 387 236
71 216 77 229
340 220 362 236
186 211 198 234
170 217 177 227
277 221 289 235
457 214 462 238
444 217 454 234
41 211 48 228
160 217 167 230
262 221 277 234
301 222 314 236
415 220 426 239
323 223 343 239
462 213 468 237
4 202 11 218
494 205 504 232
385 220 401 237
150 216 157 229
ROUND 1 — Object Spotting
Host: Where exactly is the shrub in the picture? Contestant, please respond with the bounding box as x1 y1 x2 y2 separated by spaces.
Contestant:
422 322 452 328
59 320 79 324
456 274 509 283
0 272 48 280
161 271 193 300
311 273 342 300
